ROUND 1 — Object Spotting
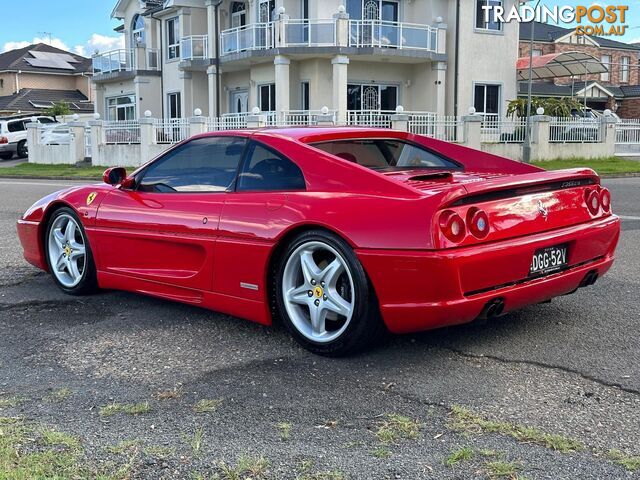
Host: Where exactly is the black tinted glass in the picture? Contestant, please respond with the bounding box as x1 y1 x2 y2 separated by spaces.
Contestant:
237 142 305 191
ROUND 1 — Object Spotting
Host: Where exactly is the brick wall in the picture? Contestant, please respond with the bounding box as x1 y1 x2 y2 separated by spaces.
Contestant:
617 97 640 118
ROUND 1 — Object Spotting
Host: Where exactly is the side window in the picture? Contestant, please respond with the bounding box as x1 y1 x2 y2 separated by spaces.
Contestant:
237 142 305 192
7 121 25 132
38 117 56 124
138 137 245 193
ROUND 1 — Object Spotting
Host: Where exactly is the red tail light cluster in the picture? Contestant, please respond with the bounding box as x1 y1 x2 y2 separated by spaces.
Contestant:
0 136 8 144
440 208 489 243
585 187 611 215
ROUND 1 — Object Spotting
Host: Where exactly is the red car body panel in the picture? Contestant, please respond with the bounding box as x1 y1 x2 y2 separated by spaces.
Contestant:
17 127 621 333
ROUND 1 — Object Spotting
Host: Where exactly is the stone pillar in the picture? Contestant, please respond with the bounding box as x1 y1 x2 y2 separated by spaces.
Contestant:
274 55 290 114
68 122 87 163
190 115 207 137
332 55 349 125
316 107 335 126
391 111 409 132
139 118 155 164
275 10 289 47
530 115 551 161
89 120 104 166
462 114 482 150
207 65 218 117
601 115 617 155
180 71 193 119
26 122 41 164
205 0 218 61
134 46 147 70
246 111 267 128
432 61 447 118
435 21 447 55
334 7 350 47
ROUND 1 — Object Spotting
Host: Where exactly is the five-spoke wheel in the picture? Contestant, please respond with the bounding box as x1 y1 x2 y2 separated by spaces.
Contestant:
45 208 97 295
275 230 385 356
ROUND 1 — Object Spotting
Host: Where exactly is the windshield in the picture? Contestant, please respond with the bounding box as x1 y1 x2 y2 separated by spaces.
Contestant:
311 139 462 171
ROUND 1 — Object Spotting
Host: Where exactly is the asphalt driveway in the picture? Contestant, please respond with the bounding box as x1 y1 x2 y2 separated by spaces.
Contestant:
0 177 639 479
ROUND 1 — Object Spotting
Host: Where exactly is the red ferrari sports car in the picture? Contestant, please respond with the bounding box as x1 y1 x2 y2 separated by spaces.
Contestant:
17 127 620 355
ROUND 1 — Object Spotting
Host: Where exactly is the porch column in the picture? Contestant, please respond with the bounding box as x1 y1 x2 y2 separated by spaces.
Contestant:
207 65 218 117
180 71 193 119
432 61 447 117
332 55 349 125
274 55 290 114
205 0 218 61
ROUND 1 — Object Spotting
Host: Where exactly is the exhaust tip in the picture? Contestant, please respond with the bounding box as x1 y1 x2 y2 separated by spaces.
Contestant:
580 270 599 288
478 298 505 320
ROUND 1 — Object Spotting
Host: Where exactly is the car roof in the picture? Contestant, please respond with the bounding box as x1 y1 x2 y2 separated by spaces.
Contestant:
196 127 410 144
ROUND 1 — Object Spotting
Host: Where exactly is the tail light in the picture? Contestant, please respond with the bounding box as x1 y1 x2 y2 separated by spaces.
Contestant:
439 210 466 243
466 207 490 239
0 136 7 144
599 188 611 212
586 189 601 215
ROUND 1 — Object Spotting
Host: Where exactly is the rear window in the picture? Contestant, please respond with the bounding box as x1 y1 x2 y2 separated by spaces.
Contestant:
7 121 25 133
38 117 56 124
312 139 461 171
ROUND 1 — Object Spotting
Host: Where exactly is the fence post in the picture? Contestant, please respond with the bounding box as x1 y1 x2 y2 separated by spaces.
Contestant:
25 122 41 163
601 114 617 155
89 120 104 166
190 114 207 137
334 6 350 47
316 111 336 126
530 115 550 161
246 109 267 128
390 107 409 132
68 121 87 164
139 118 155 164
462 114 482 150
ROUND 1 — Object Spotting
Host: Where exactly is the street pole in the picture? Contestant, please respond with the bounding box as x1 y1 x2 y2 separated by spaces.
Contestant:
522 0 541 163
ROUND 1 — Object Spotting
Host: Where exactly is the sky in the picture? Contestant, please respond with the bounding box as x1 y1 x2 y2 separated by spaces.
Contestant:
0 0 639 57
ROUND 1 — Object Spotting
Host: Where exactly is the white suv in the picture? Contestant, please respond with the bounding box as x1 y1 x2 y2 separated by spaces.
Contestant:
0 116 57 160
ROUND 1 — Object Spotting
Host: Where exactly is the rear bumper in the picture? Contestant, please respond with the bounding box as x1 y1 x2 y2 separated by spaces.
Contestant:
357 215 620 334
0 143 17 154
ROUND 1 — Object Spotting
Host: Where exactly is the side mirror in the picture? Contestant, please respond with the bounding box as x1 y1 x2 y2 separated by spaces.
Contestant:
103 167 133 188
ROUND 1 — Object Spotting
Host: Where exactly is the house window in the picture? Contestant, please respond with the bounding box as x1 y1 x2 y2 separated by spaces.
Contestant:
259 84 276 112
106 95 136 121
532 49 542 57
601 55 611 82
475 0 502 31
231 2 246 28
132 14 145 45
621 56 630 83
474 83 501 117
301 82 310 110
168 92 181 119
167 17 180 60
347 84 398 111
258 0 275 22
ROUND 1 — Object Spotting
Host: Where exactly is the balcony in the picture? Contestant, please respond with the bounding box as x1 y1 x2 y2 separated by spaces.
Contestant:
180 35 209 61
349 20 439 52
219 18 443 58
92 48 160 76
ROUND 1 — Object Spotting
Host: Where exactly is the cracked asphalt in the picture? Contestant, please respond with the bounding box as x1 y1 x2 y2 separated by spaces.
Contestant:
0 177 639 479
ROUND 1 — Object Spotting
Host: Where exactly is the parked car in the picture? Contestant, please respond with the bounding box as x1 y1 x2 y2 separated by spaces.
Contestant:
0 115 57 160
17 128 620 356
40 124 72 145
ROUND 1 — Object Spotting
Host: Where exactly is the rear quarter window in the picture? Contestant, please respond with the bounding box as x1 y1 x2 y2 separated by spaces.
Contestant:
7 121 25 133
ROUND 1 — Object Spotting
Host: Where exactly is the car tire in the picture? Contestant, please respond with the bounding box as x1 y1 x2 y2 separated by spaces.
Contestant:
0 152 12 160
273 229 386 356
16 140 28 159
45 207 98 295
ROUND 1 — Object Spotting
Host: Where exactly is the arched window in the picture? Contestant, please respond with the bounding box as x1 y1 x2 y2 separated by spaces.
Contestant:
132 14 145 45
231 2 246 28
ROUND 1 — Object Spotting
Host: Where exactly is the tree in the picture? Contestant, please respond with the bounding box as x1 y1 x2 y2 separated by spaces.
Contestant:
45 101 71 121
506 97 584 118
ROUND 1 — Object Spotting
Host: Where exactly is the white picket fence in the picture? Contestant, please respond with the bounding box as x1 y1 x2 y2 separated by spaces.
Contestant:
615 119 640 156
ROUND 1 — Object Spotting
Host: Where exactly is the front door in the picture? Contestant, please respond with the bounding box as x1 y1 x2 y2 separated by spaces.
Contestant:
230 90 249 114
93 136 246 293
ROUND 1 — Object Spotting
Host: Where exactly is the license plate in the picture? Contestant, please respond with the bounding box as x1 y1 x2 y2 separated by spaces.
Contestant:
530 245 568 276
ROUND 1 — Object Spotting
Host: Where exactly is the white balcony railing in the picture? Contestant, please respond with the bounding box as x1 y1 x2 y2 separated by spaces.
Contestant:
92 48 160 74
349 20 438 52
283 19 337 47
221 23 274 56
181 35 209 61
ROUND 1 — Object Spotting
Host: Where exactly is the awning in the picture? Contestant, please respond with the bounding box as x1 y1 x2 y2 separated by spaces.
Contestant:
516 51 607 81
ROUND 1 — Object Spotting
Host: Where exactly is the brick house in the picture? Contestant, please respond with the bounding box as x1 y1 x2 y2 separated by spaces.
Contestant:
0 43 94 116
519 21 640 118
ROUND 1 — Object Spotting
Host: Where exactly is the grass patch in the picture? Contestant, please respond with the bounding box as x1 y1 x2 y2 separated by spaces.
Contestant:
40 428 81 450
217 455 270 479
276 422 291 441
485 460 522 479
184 427 205 457
445 446 474 466
449 406 583 454
155 389 182 400
606 449 640 471
0 163 106 179
0 396 22 409
99 401 151 417
143 445 174 459
371 446 391 458
106 440 141 455
44 388 71 403
532 157 640 175
375 414 421 444
193 398 223 414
